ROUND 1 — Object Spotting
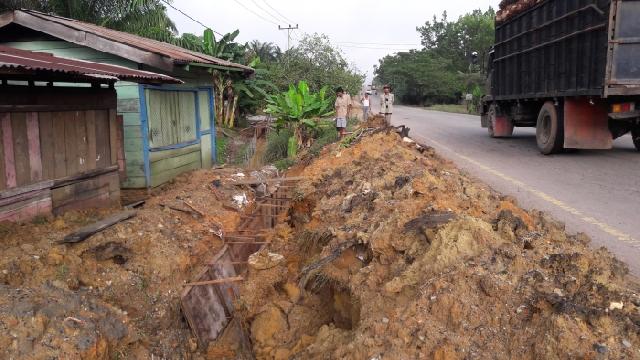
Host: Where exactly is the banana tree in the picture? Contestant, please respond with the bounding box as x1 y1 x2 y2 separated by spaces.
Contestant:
265 81 334 155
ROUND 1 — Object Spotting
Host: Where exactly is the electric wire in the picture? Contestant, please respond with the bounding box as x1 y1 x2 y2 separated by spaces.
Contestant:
232 0 279 26
261 0 297 24
250 0 286 24
158 0 224 36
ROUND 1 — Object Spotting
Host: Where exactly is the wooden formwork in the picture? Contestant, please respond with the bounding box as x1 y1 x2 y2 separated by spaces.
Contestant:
180 178 299 348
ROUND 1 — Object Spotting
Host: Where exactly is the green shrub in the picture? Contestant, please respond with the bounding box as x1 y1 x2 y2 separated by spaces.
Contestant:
309 123 338 157
216 136 228 164
274 158 295 170
264 128 294 163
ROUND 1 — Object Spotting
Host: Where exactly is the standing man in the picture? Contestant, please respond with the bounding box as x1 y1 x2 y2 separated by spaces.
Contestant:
380 84 394 126
362 93 371 121
335 87 351 139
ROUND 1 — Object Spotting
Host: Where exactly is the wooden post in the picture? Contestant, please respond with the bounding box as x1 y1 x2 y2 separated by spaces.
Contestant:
25 112 42 182
1 113 16 188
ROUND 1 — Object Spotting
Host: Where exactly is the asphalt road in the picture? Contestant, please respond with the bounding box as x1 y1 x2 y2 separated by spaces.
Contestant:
388 105 640 275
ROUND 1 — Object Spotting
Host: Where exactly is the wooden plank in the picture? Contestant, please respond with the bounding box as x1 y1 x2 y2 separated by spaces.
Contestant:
59 210 136 244
63 112 78 176
94 110 110 169
149 143 200 163
150 161 200 188
75 111 88 173
52 112 67 179
117 98 140 113
52 165 119 188
0 86 117 109
183 276 243 287
231 176 305 185
26 112 43 183
38 112 55 180
11 112 30 186
85 110 97 171
116 115 126 180
0 114 6 190
0 193 52 223
0 180 54 200
108 109 118 166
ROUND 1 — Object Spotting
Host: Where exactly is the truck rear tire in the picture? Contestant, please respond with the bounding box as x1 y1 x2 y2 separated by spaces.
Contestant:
536 102 564 155
633 128 640 151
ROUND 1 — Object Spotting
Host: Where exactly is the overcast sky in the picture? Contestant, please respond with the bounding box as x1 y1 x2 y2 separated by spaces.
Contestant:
168 0 501 82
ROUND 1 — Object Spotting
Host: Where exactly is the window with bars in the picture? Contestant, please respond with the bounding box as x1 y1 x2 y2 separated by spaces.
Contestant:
145 89 197 148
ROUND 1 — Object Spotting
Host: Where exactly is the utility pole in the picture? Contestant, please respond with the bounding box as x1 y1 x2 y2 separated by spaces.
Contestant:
278 24 299 51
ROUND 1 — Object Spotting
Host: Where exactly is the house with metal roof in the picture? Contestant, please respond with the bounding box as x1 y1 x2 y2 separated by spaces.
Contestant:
0 45 180 221
0 9 253 188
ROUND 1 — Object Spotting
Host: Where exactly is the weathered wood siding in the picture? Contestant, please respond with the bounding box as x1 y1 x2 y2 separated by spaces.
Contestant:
1 39 218 188
0 86 121 221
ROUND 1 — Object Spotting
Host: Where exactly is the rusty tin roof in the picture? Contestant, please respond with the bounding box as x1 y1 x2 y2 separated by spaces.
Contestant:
0 45 182 83
0 10 254 73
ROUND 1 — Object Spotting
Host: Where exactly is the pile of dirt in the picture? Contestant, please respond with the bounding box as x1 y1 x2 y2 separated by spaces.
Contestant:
237 131 640 359
496 0 543 23
0 167 265 359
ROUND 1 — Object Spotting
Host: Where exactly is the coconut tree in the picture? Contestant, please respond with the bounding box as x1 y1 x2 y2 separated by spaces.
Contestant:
246 40 281 63
0 0 178 43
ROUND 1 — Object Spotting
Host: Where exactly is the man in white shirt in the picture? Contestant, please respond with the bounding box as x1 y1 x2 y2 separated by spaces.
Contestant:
379 85 394 126
334 87 351 139
362 93 371 121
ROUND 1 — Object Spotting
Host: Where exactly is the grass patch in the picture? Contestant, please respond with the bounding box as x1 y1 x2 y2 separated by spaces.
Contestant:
274 158 295 170
264 128 294 164
216 136 228 164
309 122 338 157
424 104 475 114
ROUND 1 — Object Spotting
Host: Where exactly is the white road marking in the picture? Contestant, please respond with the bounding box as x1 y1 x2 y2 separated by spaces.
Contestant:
414 134 640 249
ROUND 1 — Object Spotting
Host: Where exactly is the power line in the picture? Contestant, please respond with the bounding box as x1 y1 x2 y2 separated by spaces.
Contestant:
339 44 419 51
158 0 224 36
262 0 296 24
232 0 279 26
337 41 422 46
250 0 286 24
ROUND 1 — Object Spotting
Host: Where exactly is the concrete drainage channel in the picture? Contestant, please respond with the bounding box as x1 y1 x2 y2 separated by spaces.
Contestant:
180 176 301 356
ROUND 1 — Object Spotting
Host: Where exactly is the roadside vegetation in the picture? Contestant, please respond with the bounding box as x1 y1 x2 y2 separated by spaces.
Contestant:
375 8 494 109
424 104 473 114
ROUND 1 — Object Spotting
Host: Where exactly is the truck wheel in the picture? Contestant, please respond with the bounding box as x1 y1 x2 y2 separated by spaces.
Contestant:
536 102 564 154
633 128 640 151
488 104 513 138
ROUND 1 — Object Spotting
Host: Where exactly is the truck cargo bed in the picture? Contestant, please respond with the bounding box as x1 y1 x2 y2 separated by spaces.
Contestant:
492 0 611 100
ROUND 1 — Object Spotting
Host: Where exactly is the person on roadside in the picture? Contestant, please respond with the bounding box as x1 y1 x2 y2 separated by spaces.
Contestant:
335 87 351 139
362 93 371 121
380 84 394 126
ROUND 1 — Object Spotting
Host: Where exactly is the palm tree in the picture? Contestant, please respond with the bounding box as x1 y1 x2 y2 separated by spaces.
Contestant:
0 0 178 43
246 40 281 63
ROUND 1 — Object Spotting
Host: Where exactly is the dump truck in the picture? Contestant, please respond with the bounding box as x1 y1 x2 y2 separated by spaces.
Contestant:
480 0 640 154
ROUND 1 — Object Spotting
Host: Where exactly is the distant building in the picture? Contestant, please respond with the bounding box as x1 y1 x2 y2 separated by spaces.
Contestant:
0 10 253 188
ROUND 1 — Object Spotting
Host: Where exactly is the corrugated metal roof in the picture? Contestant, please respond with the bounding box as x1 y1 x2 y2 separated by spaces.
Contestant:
0 45 182 83
15 10 254 73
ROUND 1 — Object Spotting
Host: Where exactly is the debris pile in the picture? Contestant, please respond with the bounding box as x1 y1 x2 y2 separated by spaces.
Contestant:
0 168 254 359
237 131 640 359
497 0 544 23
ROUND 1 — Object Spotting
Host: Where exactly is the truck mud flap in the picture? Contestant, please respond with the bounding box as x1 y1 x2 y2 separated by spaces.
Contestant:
564 98 612 149
493 115 513 137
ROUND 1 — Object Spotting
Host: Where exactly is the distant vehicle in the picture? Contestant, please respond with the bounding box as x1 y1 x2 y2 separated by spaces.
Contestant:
366 90 373 95
480 0 640 154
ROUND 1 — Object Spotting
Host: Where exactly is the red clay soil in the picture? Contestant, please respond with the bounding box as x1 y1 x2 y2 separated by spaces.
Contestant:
235 131 640 360
0 168 252 359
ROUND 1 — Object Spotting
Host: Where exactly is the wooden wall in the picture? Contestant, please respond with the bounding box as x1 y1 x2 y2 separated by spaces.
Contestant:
1 39 218 189
0 85 121 221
